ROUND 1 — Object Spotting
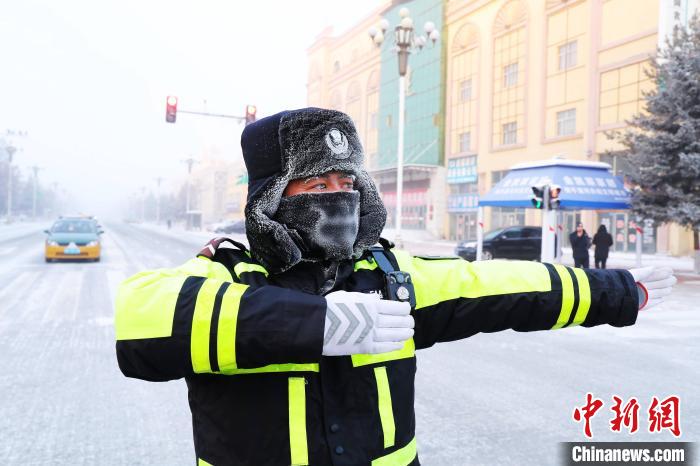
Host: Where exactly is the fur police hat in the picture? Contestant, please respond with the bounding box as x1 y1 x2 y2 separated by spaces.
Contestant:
241 107 387 273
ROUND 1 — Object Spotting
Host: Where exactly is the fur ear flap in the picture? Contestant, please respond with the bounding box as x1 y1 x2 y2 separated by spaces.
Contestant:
353 170 387 256
245 177 304 273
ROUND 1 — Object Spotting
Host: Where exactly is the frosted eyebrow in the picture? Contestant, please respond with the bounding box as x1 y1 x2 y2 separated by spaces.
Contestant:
302 176 323 185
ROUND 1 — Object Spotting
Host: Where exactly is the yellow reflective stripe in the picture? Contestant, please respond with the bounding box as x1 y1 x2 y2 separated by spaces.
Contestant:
190 279 221 373
288 377 309 466
371 437 417 466
391 250 551 310
216 283 247 372
115 273 187 340
198 459 213 466
354 259 378 272
352 338 415 367
570 268 591 326
234 262 269 277
551 264 575 330
115 257 234 341
222 363 319 375
374 366 396 448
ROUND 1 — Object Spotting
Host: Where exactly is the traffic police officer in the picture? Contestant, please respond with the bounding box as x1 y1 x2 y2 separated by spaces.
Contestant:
115 108 675 465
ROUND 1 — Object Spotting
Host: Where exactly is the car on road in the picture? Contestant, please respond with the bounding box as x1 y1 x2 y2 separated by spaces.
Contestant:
455 225 543 261
44 217 104 262
214 219 246 234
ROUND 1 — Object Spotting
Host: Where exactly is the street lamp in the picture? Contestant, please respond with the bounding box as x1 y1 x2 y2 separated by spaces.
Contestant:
182 157 198 229
155 177 163 224
369 7 439 245
30 165 41 220
5 145 17 223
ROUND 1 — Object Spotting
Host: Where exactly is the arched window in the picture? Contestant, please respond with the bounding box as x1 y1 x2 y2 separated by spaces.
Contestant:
492 0 528 147
450 23 479 156
345 81 362 126
364 70 381 168
329 89 343 111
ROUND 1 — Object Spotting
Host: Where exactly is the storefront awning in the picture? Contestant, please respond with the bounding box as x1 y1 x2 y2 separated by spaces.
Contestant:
478 159 631 210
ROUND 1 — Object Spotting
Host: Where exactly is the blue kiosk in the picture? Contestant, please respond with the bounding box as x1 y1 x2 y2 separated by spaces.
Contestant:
476 159 632 263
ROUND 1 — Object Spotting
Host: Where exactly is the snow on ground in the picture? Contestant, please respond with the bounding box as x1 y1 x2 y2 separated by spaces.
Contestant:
0 221 696 465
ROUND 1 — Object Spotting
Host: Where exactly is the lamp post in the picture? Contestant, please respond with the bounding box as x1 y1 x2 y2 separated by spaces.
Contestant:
369 8 439 246
182 157 198 229
5 145 17 222
155 177 163 224
31 165 41 219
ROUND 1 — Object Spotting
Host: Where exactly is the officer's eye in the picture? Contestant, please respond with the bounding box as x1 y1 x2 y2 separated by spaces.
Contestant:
310 183 327 190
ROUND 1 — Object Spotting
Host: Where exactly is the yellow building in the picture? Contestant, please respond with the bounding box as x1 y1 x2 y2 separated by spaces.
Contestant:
309 0 695 255
445 0 694 255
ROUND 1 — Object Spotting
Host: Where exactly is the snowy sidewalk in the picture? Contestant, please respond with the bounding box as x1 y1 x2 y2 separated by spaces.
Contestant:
133 222 247 247
126 223 698 278
0 221 49 242
381 227 697 276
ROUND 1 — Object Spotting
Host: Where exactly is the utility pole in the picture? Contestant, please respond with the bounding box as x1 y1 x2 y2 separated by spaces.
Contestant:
31 166 40 219
155 177 163 224
182 157 198 229
140 186 146 223
5 145 16 222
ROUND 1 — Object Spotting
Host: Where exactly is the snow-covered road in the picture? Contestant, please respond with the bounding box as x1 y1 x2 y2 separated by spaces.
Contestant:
0 222 697 465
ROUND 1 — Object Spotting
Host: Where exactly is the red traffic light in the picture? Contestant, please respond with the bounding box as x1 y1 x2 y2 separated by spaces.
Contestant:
166 96 178 123
245 105 257 125
549 185 561 199
549 184 561 209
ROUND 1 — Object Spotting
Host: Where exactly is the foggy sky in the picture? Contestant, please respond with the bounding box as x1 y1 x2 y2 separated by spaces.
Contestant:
0 0 381 218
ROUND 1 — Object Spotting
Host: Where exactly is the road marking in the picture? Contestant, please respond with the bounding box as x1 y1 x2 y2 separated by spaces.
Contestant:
106 270 127 317
0 271 40 319
0 246 18 256
41 269 83 323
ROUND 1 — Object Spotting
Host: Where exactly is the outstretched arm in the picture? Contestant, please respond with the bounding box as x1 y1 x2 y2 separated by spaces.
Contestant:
390 251 664 350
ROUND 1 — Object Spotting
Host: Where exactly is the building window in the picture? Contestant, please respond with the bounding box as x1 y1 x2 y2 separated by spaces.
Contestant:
459 132 471 153
502 122 517 145
333 61 340 73
556 108 576 136
370 112 378 130
503 62 518 87
460 79 473 101
558 41 577 70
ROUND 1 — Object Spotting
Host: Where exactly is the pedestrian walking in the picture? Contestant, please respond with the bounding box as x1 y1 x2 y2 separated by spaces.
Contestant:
114 108 675 466
593 224 614 269
569 222 591 268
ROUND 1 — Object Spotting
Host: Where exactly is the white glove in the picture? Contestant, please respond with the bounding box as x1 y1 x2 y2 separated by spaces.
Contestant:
322 290 414 356
629 266 677 310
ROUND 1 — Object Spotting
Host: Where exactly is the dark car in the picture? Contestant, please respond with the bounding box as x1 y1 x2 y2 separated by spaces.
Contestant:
214 219 246 234
455 226 542 261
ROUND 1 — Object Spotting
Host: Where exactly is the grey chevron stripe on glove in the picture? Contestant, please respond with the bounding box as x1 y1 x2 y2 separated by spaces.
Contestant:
322 290 414 356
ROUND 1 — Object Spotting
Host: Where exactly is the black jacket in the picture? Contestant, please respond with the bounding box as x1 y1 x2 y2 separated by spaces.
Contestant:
569 232 591 259
593 232 614 258
115 240 639 466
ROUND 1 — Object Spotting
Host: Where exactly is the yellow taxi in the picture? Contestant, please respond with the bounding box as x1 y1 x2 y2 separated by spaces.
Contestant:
44 217 104 262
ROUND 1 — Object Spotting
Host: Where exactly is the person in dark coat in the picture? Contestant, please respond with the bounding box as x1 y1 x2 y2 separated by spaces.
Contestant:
592 224 614 269
569 222 591 268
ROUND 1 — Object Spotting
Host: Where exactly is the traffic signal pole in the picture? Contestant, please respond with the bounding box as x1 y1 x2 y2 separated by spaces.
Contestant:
540 187 558 263
176 109 247 122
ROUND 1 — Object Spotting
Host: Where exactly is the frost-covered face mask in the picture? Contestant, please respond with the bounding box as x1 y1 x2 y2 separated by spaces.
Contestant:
273 191 360 262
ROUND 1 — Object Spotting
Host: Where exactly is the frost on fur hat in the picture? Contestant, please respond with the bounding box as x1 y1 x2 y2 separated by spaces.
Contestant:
241 107 387 273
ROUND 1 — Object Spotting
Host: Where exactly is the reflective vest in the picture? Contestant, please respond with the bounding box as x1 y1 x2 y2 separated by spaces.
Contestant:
115 240 638 465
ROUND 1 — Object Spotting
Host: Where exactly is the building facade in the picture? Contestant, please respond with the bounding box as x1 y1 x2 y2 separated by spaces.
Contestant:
308 0 696 255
